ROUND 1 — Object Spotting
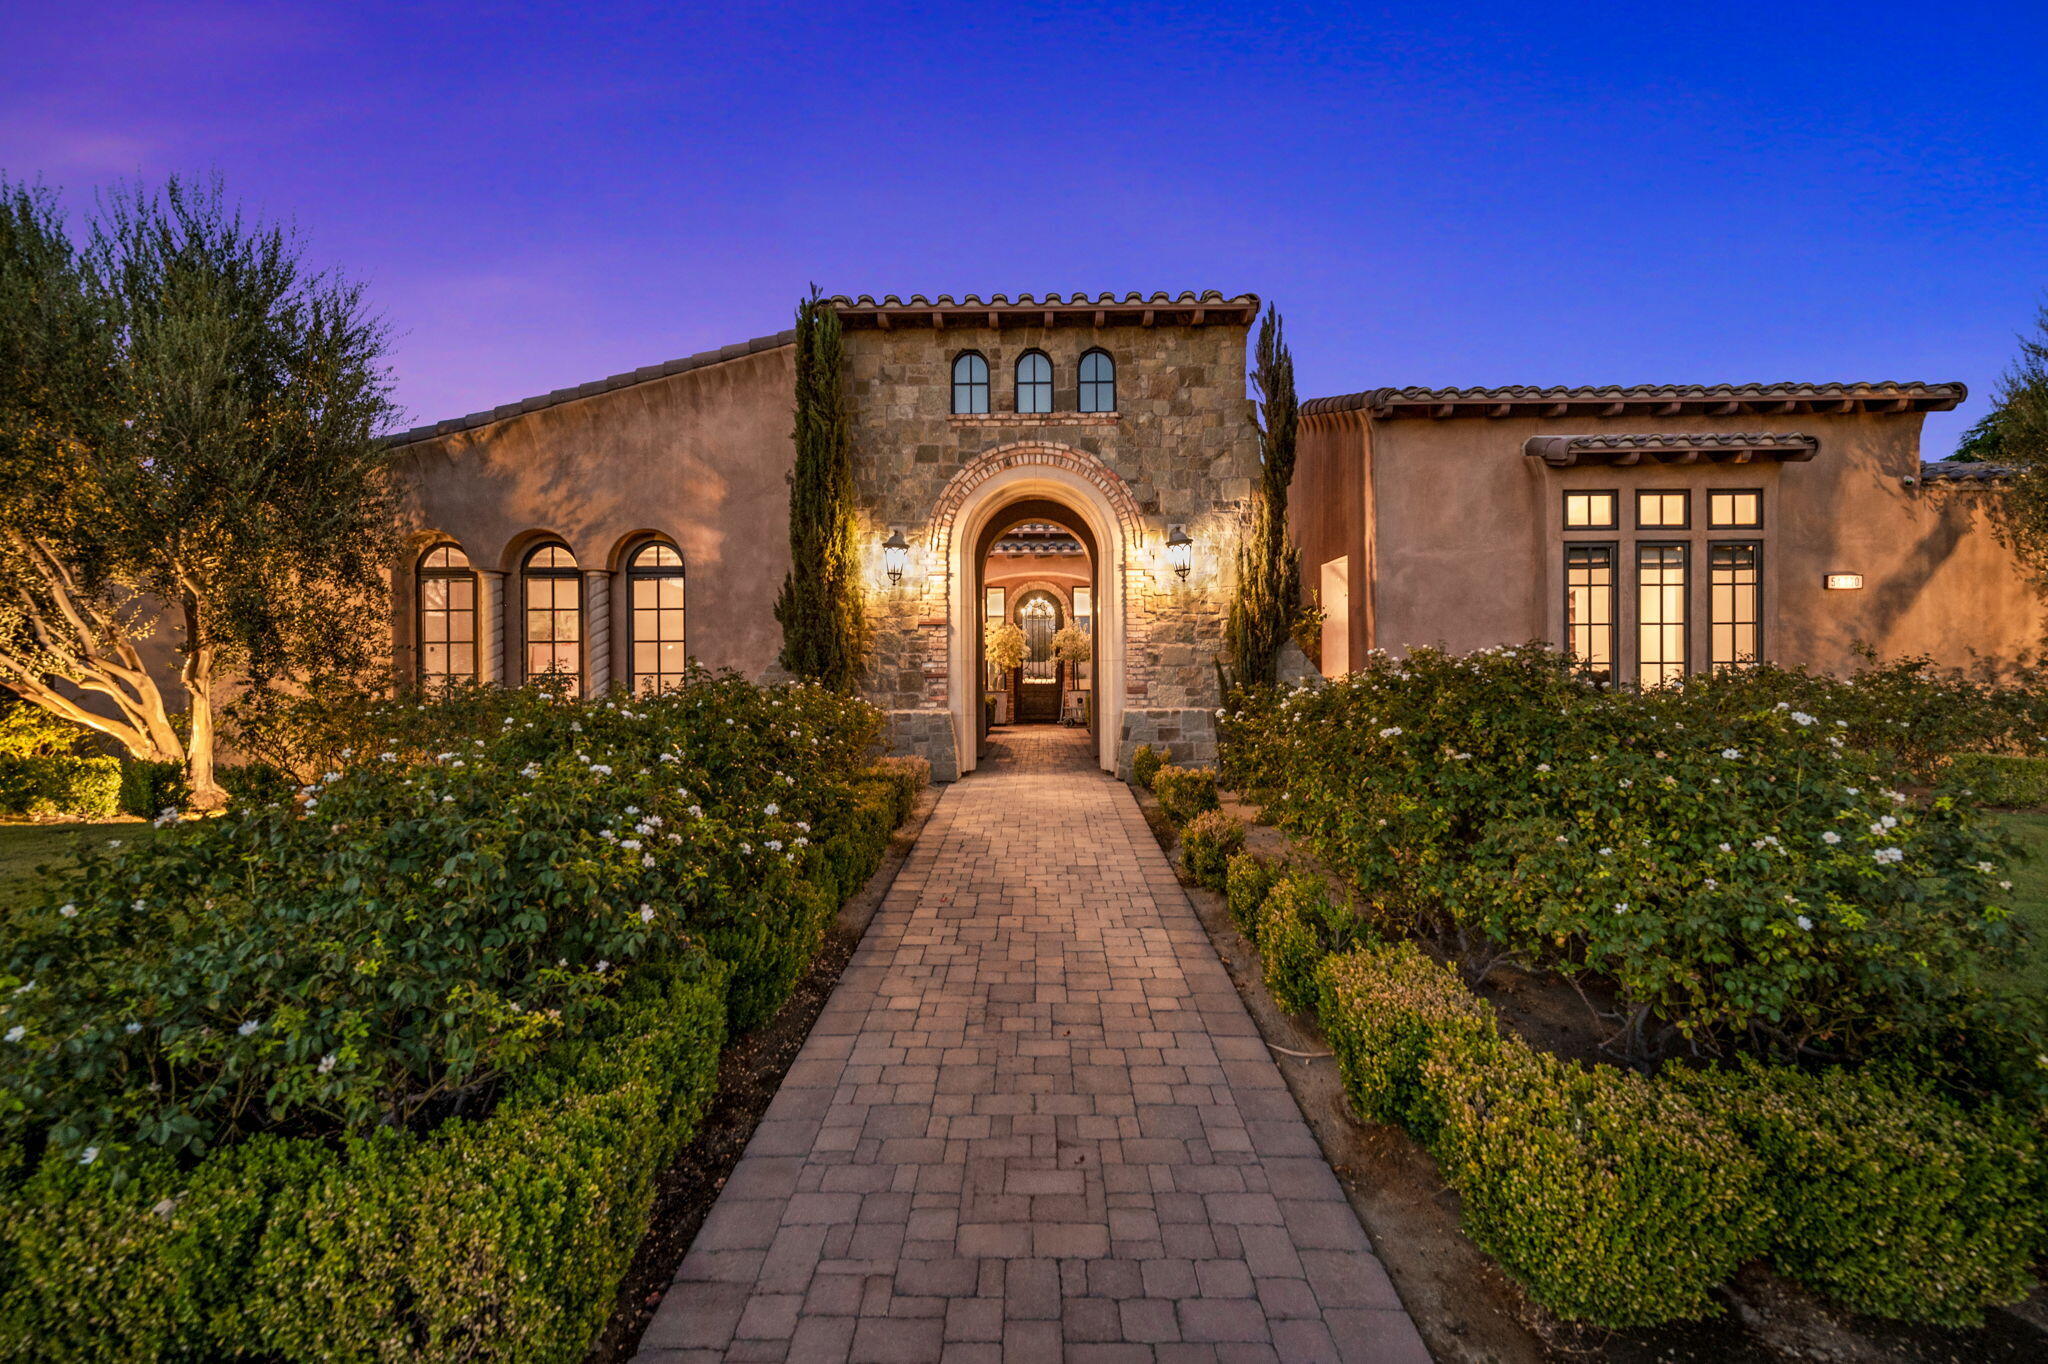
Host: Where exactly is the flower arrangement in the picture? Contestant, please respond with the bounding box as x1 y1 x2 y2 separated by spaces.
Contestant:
984 620 1026 675
1050 624 1092 665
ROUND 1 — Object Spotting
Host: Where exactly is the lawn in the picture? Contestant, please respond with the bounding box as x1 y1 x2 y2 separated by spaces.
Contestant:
0 822 152 915
1988 811 2048 999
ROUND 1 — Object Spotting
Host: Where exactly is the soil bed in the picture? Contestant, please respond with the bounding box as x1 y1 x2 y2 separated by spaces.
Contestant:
1143 787 2047 1364
584 784 941 1364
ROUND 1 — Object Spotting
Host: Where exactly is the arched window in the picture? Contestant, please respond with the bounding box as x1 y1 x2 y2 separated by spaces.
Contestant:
416 543 476 685
522 543 583 693
1015 350 1053 415
1078 349 1116 413
951 352 989 414
627 541 687 694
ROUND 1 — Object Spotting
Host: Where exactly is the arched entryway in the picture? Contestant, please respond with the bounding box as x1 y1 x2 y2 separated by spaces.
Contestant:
980 521 1091 731
936 445 1139 777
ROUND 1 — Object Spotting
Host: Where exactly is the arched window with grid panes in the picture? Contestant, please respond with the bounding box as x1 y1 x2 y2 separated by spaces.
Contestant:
1078 348 1116 413
416 543 477 685
521 543 583 693
1015 350 1052 414
626 541 687 693
951 352 989 414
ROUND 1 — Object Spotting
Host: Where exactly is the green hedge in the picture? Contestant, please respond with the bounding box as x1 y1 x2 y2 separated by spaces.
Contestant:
1948 752 2048 809
1150 764 1219 824
1178 809 1244 890
1255 871 1332 1016
115 757 183 819
1224 852 1276 935
1130 743 1165 791
0 756 119 821
1317 942 1499 1142
0 953 726 1361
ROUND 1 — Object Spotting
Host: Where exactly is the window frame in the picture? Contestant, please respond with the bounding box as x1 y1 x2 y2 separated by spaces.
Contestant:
415 542 478 686
1708 539 1763 672
1562 489 1619 531
520 542 585 693
951 351 990 415
1014 349 1053 415
1634 540 1691 688
1563 541 1618 685
1634 488 1691 531
1708 488 1764 530
1078 347 1117 413
624 539 687 695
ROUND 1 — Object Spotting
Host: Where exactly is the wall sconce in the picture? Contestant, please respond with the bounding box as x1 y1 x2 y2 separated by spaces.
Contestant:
882 529 909 585
1824 572 1864 591
1165 525 1193 581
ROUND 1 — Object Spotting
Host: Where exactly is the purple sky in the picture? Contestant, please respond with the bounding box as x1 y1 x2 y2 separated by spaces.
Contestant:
7 1 2046 454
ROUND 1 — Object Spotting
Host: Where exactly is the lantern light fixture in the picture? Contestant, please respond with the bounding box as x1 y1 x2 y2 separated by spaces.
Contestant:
882 529 909 585
1165 525 1193 581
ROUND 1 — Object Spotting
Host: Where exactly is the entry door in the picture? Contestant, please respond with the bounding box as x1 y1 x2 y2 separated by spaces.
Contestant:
1014 592 1063 723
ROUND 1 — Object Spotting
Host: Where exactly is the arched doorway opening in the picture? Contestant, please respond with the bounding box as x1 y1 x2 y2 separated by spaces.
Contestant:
980 519 1093 732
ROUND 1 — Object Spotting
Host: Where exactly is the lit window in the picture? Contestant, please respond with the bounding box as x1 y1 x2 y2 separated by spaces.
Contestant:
1636 491 1689 529
984 586 1005 689
952 353 989 414
1078 349 1116 413
522 544 583 693
1564 545 1615 684
1016 350 1052 415
1636 543 1688 687
627 542 686 694
417 544 476 686
1709 490 1761 529
1710 543 1761 671
1564 491 1617 530
1072 585 1093 687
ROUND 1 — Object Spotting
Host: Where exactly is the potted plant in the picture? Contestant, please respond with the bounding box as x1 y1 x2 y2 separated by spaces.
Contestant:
1050 624 1092 666
985 620 1026 726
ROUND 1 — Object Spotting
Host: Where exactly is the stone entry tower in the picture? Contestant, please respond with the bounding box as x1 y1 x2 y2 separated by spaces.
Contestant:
833 292 1262 781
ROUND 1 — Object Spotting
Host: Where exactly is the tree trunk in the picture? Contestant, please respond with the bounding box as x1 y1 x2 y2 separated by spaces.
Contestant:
181 593 227 812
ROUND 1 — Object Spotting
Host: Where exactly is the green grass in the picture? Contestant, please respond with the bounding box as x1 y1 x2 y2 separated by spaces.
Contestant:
0 822 151 915
1987 812 2048 999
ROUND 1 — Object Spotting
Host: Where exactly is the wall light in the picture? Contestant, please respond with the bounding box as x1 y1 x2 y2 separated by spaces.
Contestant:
1824 572 1864 591
1165 525 1193 581
883 529 909 585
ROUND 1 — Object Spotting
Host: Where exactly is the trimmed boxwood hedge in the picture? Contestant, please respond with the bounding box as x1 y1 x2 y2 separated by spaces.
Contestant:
1948 752 2048 809
0 755 120 821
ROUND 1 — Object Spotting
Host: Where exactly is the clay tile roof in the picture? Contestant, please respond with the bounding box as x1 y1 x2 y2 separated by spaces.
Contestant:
1301 380 1967 420
1919 460 2015 484
828 291 1259 328
381 328 796 448
1525 432 1820 467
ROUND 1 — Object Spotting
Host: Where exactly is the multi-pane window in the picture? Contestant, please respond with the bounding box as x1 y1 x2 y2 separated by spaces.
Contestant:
1636 544 1688 688
627 541 686 694
1564 491 1617 530
984 586 1005 689
1015 350 1052 414
1636 490 1689 529
1709 490 1762 529
1078 349 1116 412
1710 543 1761 671
951 353 989 414
1564 545 1615 683
1072 585 1093 687
416 544 477 685
523 544 583 692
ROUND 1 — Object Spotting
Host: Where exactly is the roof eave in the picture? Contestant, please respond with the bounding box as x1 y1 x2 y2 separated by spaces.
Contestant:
831 290 1259 331
1301 382 1968 422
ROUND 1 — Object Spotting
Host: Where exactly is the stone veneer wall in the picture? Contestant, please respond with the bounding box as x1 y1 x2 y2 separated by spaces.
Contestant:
842 319 1262 777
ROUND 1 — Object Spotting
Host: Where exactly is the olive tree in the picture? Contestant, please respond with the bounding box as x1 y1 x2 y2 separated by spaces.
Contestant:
0 176 399 808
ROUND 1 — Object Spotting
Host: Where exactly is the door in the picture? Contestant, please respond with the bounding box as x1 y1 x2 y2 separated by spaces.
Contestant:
1013 591 1063 723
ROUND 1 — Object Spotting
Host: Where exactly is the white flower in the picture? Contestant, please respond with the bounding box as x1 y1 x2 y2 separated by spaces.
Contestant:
624 805 640 815
1555 834 1569 843
595 959 610 973
1613 902 1628 914
1535 763 1550 772
2000 880 2013 891
1597 847 1613 856
1822 831 1842 845
621 839 641 851
58 903 77 918
1721 748 1741 759
1795 915 1813 931
3 1026 23 1043
766 839 784 852
79 1146 98 1165
641 854 655 868
1718 843 1732 853
317 1053 337 1074
1979 861 1997 873
764 802 779 817
1703 877 1718 889
1618 778 1632 789
1378 726 1402 737
639 904 655 923
590 764 613 777
124 1022 142 1034
1790 712 1816 726
1873 847 1904 864
1845 787 1861 795
237 1019 261 1037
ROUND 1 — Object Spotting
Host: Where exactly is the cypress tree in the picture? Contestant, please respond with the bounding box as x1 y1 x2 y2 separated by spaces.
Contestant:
775 287 868 689
1224 303 1303 688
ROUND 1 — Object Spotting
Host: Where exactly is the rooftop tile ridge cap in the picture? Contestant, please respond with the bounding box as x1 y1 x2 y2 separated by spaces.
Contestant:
827 290 1255 309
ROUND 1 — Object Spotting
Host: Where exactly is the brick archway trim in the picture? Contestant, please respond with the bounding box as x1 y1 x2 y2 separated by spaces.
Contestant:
928 442 1145 558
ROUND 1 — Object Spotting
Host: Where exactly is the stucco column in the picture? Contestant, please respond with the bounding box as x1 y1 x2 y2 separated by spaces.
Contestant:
474 570 505 685
583 570 613 695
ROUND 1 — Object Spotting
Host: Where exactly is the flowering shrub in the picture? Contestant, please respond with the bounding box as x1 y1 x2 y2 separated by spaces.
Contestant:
1224 851 1276 935
1149 764 1219 825
1178 809 1244 889
0 673 884 1163
1129 743 1165 791
1223 645 2034 1072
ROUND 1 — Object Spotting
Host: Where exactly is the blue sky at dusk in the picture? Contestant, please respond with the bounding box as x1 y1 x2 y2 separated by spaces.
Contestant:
6 1 2045 454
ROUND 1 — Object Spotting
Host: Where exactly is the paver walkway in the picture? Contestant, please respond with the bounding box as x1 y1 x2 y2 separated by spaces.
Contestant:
636 727 1429 1363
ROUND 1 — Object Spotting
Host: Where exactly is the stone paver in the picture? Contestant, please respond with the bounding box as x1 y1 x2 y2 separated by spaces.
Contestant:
637 727 1430 1363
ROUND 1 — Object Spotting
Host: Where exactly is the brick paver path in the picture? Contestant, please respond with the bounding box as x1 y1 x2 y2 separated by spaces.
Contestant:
637 726 1429 1363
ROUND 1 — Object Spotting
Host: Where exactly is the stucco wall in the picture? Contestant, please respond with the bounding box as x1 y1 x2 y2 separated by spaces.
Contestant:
391 344 797 685
1313 408 2045 672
